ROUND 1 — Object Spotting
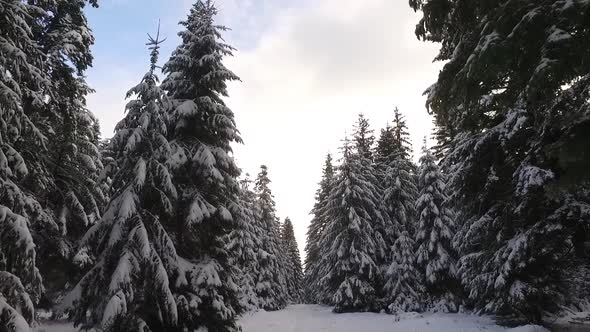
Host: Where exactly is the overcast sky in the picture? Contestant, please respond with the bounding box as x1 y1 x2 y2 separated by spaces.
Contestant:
85 0 442 258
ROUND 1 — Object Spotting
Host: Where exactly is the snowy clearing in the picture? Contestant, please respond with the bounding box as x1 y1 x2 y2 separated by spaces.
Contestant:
239 305 548 332
35 305 550 332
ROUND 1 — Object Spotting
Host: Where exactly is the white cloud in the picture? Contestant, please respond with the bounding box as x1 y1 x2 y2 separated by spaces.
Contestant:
224 0 442 258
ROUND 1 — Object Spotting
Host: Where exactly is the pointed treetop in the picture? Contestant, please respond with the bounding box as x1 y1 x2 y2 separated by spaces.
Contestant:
352 113 375 160
323 153 334 175
146 20 167 73
340 135 354 159
421 136 429 154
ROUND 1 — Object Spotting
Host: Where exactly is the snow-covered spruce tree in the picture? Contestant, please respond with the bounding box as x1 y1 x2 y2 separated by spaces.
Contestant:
415 142 458 311
281 217 303 304
4 0 106 308
374 108 417 252
97 138 117 204
375 124 395 166
0 2 56 330
377 109 417 235
254 165 288 310
318 138 385 313
351 114 389 300
353 113 375 161
383 230 423 313
160 1 245 330
64 31 182 331
375 108 413 165
304 154 335 304
226 175 262 311
381 139 421 312
41 0 106 244
411 0 590 321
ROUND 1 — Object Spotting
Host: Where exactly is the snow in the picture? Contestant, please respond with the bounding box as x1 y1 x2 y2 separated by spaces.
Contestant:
35 305 550 332
0 296 31 332
239 305 549 332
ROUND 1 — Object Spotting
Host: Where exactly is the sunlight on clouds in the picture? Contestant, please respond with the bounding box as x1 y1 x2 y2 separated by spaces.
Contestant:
223 0 442 258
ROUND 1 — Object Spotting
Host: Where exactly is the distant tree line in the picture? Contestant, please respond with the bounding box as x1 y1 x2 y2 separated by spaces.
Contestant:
304 111 459 314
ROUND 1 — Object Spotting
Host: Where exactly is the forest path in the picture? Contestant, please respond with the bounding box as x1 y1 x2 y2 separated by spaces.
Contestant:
36 304 548 332
239 304 546 332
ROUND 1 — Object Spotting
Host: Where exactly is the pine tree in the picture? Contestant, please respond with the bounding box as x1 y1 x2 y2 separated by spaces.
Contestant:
254 165 288 310
0 2 54 329
383 230 423 313
381 154 420 310
64 29 181 331
3 0 105 309
352 113 375 161
378 109 421 312
351 115 389 288
160 1 245 330
391 109 412 161
376 108 412 164
375 107 417 256
415 141 457 311
318 138 385 313
375 108 414 167
226 175 262 311
379 114 417 236
281 217 303 304
304 154 335 304
411 0 590 320
375 124 395 166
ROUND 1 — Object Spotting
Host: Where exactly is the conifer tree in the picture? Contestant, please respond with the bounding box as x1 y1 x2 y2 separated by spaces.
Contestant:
318 138 385 313
379 112 417 235
65 29 181 331
304 154 335 304
281 217 303 304
160 1 246 330
378 109 421 311
383 230 423 313
254 165 288 310
226 175 262 311
352 113 375 161
381 155 420 310
411 0 590 320
415 142 457 311
351 115 388 281
0 2 54 329
376 108 413 165
6 0 105 308
375 124 396 166
375 108 417 254
391 109 412 161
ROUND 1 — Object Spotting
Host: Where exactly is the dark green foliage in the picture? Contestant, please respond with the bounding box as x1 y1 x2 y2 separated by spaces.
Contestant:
318 139 385 313
304 154 335 304
67 29 181 331
281 218 304 304
411 0 590 321
352 113 375 161
160 1 244 330
254 165 288 310
376 108 413 164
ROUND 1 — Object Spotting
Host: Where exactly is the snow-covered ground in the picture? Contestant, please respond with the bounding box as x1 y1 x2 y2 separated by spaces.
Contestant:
36 305 549 332
240 305 547 332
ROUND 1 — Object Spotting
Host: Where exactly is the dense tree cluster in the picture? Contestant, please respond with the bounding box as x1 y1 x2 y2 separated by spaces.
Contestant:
2 0 588 329
304 1 590 323
0 1 301 331
304 112 458 313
